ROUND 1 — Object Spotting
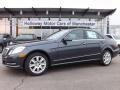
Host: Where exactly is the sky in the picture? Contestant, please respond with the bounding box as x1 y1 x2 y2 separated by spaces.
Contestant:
0 0 120 25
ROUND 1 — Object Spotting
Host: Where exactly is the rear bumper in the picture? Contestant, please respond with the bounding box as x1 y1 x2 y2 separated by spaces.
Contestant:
118 45 120 53
112 48 119 57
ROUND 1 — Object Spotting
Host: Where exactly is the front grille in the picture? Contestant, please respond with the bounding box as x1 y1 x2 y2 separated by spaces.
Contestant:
2 48 9 56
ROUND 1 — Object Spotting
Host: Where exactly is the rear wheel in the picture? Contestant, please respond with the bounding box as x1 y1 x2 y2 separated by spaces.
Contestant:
25 52 49 76
100 50 112 66
0 45 3 53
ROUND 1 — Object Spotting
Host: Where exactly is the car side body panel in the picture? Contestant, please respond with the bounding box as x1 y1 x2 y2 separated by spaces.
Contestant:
2 29 119 69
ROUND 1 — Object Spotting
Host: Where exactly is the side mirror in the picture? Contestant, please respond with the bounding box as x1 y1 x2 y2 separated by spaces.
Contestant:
62 38 72 44
37 37 41 40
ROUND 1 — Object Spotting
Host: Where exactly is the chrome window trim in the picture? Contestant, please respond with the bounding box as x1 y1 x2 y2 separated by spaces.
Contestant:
64 39 105 41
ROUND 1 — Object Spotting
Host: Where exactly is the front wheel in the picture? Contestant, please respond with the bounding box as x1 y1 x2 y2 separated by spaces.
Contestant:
25 53 49 76
100 50 112 66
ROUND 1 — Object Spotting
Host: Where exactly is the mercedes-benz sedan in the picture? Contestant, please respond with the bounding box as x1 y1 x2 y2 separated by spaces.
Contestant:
2 28 119 76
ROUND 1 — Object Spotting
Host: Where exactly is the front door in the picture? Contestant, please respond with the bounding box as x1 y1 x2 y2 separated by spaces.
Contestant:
54 29 87 63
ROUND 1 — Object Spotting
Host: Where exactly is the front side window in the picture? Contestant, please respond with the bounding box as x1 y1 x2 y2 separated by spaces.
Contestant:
65 30 84 40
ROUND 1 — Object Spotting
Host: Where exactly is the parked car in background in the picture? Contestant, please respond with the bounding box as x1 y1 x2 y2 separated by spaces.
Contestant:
2 28 119 76
10 34 41 45
0 34 13 52
106 34 120 48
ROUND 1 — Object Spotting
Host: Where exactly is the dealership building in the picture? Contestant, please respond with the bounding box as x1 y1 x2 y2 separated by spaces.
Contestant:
0 8 116 38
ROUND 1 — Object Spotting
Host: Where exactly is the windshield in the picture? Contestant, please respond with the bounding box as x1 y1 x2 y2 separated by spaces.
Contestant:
16 34 34 40
113 35 120 40
46 30 69 40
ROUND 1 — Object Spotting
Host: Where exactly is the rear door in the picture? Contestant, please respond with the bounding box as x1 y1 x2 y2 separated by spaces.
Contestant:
84 30 104 59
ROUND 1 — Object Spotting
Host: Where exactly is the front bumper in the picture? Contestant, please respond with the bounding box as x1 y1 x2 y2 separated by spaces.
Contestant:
118 44 120 53
2 54 25 69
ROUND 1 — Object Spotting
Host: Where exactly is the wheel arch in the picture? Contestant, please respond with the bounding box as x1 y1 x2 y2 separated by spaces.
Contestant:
23 50 51 68
103 48 113 57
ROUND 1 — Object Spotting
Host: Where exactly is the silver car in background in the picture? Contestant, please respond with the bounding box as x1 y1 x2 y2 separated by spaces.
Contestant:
106 34 120 49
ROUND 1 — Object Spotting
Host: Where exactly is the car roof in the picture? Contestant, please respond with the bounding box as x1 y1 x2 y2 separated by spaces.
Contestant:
19 34 35 35
66 28 96 32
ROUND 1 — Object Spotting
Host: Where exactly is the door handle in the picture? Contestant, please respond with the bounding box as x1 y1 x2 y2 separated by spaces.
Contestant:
100 41 104 44
83 42 86 45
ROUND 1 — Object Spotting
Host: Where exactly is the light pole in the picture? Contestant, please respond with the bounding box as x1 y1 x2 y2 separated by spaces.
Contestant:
16 18 18 36
107 17 110 34
9 15 12 35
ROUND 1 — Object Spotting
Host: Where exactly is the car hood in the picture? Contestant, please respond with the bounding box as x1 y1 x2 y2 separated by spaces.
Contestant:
9 39 55 48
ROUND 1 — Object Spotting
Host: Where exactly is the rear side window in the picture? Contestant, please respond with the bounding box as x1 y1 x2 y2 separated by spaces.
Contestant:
85 30 104 39
65 30 84 40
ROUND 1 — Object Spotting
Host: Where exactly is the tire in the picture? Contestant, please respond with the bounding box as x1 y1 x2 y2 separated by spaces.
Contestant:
100 50 112 66
0 45 3 53
25 52 49 76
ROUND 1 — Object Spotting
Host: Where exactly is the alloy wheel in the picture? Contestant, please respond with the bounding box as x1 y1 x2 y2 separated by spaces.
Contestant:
29 56 47 74
103 51 112 65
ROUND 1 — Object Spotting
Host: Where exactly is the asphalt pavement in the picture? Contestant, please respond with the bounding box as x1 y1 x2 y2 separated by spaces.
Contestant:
0 54 120 90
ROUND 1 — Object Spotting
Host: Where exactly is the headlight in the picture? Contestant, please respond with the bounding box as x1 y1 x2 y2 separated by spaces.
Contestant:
8 46 26 55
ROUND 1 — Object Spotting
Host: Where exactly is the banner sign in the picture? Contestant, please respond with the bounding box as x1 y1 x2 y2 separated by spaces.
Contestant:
23 21 96 27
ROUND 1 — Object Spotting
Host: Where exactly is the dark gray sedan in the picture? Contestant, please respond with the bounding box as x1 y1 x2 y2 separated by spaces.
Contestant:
2 28 119 76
